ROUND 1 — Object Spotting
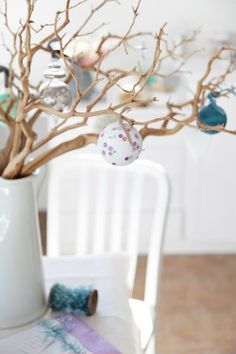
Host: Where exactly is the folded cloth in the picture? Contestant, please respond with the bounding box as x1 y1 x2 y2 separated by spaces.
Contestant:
58 314 121 354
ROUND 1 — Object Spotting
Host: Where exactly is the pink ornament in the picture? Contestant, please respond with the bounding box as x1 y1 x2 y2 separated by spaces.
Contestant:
98 121 143 166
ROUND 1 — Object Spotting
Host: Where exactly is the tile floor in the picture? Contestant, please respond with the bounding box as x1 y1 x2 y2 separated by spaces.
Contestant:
134 255 236 354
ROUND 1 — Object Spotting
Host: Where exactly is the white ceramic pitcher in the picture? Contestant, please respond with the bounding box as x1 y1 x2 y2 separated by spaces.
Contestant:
0 171 47 328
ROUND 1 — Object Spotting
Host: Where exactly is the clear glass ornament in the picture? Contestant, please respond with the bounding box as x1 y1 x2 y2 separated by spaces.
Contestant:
39 60 71 112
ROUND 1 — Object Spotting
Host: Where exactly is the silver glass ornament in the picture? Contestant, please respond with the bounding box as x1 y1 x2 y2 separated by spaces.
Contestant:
39 60 71 112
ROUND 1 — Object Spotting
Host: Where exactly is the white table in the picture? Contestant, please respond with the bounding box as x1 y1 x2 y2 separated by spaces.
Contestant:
0 254 142 354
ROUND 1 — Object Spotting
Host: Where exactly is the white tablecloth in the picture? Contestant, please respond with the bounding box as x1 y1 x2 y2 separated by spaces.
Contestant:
0 254 142 354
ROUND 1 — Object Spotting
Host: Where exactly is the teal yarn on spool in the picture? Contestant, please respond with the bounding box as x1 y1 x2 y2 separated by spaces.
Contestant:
198 93 227 135
49 283 98 316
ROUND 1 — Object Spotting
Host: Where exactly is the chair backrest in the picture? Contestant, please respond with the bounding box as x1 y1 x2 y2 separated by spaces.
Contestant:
47 153 170 309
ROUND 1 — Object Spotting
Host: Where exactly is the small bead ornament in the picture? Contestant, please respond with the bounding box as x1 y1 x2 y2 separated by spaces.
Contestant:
98 121 143 166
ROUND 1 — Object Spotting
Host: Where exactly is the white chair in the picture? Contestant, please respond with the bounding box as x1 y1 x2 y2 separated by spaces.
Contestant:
47 153 170 354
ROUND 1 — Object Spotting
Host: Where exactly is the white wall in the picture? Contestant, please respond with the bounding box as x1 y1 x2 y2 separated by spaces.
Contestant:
1 0 236 72
1 0 235 102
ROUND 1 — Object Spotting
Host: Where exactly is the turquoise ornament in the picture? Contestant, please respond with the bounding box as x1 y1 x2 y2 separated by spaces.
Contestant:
198 93 227 135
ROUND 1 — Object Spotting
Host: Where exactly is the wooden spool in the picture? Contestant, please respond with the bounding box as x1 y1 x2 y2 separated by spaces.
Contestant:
87 289 98 316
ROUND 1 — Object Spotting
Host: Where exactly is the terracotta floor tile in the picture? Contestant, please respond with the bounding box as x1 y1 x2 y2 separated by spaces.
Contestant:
134 255 236 354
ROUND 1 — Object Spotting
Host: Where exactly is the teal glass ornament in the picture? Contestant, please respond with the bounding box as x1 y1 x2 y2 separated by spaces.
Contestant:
198 93 227 134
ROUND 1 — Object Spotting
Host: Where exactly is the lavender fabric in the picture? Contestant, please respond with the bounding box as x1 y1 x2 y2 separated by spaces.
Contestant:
58 314 121 354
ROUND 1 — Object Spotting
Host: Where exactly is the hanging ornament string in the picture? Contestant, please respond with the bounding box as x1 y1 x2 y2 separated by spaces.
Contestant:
213 87 236 97
119 115 133 145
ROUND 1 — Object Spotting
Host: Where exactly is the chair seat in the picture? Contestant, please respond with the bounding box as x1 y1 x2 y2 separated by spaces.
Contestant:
42 254 143 354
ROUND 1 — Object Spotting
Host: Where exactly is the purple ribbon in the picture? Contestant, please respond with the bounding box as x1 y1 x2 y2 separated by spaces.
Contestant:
58 314 121 354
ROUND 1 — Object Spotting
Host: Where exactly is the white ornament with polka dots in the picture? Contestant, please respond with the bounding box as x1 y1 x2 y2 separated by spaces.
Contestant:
98 121 143 166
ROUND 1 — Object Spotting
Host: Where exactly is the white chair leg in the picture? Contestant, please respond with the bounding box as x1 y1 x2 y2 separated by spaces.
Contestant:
144 332 156 354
